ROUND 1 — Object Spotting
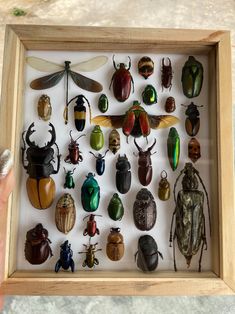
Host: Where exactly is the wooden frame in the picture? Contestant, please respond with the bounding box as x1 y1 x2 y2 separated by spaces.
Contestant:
0 25 234 296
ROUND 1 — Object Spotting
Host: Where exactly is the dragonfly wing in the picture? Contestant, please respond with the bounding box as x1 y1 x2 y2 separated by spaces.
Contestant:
70 70 103 93
30 70 65 90
91 115 125 128
72 56 108 72
26 57 64 72
149 115 179 129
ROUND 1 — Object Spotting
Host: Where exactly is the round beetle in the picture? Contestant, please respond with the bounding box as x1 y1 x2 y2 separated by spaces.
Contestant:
55 240 75 272
64 130 85 164
83 214 102 237
109 55 134 102
138 56 154 79
107 193 124 221
81 173 100 212
182 102 203 136
89 149 109 176
98 94 109 113
90 125 104 151
64 94 91 130
55 193 76 234
133 138 156 186
25 223 53 265
106 228 124 261
21 123 60 209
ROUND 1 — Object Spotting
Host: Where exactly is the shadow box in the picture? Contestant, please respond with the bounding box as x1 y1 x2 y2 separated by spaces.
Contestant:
0 25 234 296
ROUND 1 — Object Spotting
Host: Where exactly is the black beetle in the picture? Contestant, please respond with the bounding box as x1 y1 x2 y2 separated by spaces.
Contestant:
169 163 211 272
55 240 75 272
89 149 109 176
64 131 85 164
135 235 163 272
133 138 156 186
116 154 131 194
133 188 157 231
64 94 91 131
79 242 102 268
109 55 134 102
21 123 60 209
182 102 203 136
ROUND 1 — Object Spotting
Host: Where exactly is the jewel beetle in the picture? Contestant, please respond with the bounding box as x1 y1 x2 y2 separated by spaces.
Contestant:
83 214 102 237
25 223 53 265
181 56 203 98
116 154 131 194
98 94 109 113
90 125 104 151
161 57 173 91
167 127 180 171
55 193 76 234
55 240 75 272
135 235 163 272
89 149 109 176
182 102 203 136
21 123 60 209
64 131 85 165
63 167 75 189
109 55 134 102
37 94 52 121
107 193 124 221
64 94 91 130
133 138 156 186
81 173 100 212
133 188 157 231
142 85 157 105
169 163 210 272
106 228 124 261
79 242 102 268
138 56 154 79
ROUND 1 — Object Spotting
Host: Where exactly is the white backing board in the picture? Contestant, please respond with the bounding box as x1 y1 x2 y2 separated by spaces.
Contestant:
17 50 211 272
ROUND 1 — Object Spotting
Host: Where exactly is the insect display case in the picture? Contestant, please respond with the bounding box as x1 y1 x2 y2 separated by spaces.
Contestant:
0 25 234 296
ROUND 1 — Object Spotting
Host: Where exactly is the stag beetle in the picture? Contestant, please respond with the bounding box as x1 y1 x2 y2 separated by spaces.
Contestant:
161 57 173 91
83 214 102 237
55 240 75 272
79 242 102 268
22 123 60 209
64 130 85 164
134 138 156 186
90 149 109 176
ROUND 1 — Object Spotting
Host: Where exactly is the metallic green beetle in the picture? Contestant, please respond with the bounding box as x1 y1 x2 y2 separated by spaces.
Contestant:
98 94 109 113
63 168 75 189
167 127 180 171
181 56 203 98
90 125 104 151
81 173 100 212
107 193 124 221
142 85 157 105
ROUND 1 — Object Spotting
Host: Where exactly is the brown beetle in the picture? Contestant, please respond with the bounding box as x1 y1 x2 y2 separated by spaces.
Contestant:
165 96 175 113
158 170 170 201
55 193 76 234
134 138 156 186
188 138 201 163
25 223 53 265
106 228 124 261
138 56 154 79
37 94 52 121
65 131 85 164
109 129 120 154
161 57 173 91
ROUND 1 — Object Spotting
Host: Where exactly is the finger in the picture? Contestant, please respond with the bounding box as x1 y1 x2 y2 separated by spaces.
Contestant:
0 168 15 205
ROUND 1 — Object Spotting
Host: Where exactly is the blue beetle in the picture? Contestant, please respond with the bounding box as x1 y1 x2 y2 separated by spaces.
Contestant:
55 240 75 272
89 150 109 176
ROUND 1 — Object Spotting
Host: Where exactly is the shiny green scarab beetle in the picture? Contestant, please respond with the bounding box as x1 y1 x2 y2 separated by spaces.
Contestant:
167 127 180 171
98 94 109 113
108 193 124 221
81 173 100 212
142 85 157 106
181 56 203 98
90 125 104 151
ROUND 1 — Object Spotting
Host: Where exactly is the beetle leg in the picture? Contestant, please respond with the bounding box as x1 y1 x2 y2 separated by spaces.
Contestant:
94 258 99 265
158 251 163 260
169 209 176 246
83 229 88 236
53 143 61 174
82 260 87 267
173 232 177 272
109 73 115 90
55 260 62 273
79 154 83 162
70 259 75 272
96 228 100 235
134 251 138 262
112 55 118 70
131 75 134 93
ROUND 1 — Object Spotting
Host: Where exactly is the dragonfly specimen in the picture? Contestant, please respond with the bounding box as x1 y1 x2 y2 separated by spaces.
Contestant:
91 100 179 143
26 55 108 122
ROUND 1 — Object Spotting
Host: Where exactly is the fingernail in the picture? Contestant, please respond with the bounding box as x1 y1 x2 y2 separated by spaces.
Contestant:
0 149 13 177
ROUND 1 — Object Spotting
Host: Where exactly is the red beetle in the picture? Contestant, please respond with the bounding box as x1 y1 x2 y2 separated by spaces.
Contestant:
64 131 85 164
109 55 134 102
83 214 102 237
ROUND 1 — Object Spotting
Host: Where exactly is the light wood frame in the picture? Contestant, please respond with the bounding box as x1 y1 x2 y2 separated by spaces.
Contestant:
0 25 233 296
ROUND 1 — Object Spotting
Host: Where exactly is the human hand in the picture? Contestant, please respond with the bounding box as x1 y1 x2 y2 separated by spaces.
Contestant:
0 150 14 310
